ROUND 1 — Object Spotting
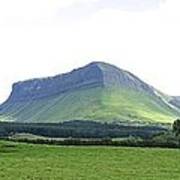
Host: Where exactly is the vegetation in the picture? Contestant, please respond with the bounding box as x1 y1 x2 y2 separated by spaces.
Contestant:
2 120 180 148
5 134 180 148
0 121 167 139
2 121 180 148
0 140 180 180
0 87 178 123
173 119 180 136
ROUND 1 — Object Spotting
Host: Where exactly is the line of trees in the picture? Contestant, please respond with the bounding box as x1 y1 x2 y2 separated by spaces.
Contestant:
5 133 180 149
2 120 180 148
0 120 167 139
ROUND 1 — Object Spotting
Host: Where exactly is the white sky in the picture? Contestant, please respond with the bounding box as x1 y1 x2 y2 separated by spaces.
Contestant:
0 0 180 103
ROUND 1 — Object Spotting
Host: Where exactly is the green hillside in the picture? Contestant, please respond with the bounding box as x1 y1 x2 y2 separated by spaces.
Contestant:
1 87 178 123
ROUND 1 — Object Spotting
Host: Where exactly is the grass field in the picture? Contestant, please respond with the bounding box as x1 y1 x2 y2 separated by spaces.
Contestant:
0 141 180 180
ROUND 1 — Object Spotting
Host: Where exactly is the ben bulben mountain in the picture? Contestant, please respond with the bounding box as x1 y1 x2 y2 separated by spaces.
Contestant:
0 62 179 123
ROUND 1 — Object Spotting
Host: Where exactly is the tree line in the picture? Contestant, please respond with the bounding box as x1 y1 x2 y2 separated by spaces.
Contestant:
0 120 166 139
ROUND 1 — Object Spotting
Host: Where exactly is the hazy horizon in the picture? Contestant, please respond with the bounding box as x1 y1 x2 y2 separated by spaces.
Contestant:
1 0 180 103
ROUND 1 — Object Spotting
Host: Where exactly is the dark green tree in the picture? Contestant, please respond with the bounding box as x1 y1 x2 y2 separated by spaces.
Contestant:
173 119 180 136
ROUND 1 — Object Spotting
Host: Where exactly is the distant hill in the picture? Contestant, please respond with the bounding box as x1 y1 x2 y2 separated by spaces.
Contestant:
0 62 179 123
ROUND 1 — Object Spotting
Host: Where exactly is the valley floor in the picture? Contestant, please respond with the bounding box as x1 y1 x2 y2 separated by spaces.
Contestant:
0 141 180 180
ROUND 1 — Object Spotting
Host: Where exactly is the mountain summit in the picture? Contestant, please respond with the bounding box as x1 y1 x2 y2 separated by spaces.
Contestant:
6 62 154 102
0 62 179 123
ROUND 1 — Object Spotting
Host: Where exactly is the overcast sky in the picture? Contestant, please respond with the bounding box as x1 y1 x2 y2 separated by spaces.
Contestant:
0 0 180 103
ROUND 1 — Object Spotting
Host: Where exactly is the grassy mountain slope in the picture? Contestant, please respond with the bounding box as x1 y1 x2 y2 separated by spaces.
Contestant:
0 87 178 123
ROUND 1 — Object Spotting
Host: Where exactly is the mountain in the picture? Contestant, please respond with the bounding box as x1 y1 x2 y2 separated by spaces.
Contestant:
0 61 179 123
169 97 180 109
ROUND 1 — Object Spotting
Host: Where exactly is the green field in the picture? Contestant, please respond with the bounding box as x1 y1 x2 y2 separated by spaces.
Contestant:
0 141 180 180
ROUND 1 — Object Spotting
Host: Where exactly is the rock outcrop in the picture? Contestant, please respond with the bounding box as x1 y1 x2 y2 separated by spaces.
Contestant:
5 62 155 103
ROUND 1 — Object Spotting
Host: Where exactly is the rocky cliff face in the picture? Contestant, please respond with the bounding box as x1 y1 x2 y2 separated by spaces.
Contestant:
5 62 155 103
97 62 155 95
7 63 104 102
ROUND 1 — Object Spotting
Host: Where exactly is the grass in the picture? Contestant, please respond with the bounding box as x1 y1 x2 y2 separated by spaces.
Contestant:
0 140 180 180
0 87 179 123
99 88 178 123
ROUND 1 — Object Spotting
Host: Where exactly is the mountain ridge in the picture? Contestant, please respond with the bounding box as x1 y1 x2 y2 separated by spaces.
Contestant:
4 61 156 103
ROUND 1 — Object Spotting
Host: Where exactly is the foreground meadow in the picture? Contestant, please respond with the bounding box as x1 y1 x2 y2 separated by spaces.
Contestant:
0 141 180 180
